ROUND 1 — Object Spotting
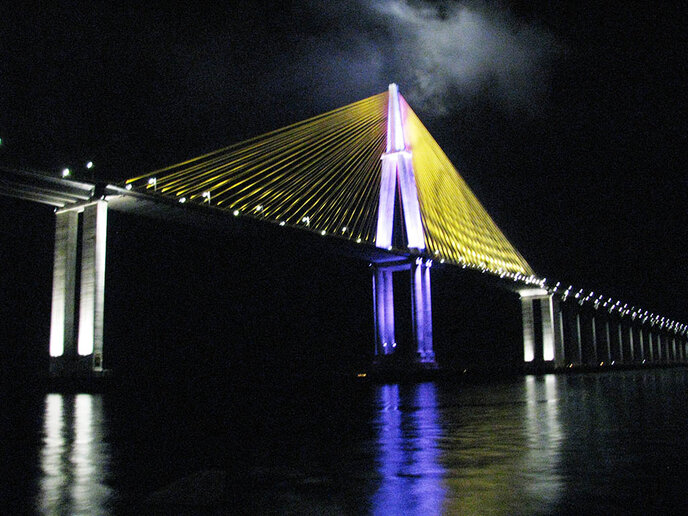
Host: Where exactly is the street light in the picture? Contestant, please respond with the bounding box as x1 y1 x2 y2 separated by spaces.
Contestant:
62 168 71 178
202 191 211 203
148 177 157 191
86 161 94 169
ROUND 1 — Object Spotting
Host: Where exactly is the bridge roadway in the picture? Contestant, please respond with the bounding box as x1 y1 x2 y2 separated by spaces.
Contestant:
0 165 528 288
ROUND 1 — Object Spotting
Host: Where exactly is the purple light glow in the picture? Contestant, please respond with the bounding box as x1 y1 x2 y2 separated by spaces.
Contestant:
372 383 445 514
386 83 406 153
376 84 425 251
412 260 434 362
397 152 425 250
375 158 397 249
374 268 396 355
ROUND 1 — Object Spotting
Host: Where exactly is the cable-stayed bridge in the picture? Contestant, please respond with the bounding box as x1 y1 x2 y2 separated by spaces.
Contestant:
1 84 686 378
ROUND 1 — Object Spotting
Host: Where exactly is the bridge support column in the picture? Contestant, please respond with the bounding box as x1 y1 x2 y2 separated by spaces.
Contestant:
373 267 396 356
49 200 108 377
574 311 583 365
590 315 599 365
411 258 434 363
49 210 79 363
602 318 612 363
628 324 635 362
638 327 645 362
372 259 435 367
520 290 564 369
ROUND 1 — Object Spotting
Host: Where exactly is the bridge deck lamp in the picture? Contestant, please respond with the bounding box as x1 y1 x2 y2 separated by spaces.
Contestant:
202 190 211 203
148 177 157 191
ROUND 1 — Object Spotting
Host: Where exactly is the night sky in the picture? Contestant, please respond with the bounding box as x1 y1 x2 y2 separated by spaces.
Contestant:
1 1 687 363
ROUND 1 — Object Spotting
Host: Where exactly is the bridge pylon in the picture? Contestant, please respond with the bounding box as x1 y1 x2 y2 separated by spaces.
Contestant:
372 84 435 369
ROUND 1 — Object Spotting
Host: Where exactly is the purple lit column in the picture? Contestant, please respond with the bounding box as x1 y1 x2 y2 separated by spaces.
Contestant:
375 158 397 249
411 259 434 363
373 268 396 355
396 153 425 250
375 83 425 252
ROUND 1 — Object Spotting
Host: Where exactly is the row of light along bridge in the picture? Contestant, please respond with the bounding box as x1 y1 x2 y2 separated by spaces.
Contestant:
521 284 688 370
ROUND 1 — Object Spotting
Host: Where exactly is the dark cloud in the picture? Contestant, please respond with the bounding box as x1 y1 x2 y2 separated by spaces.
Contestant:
295 0 559 117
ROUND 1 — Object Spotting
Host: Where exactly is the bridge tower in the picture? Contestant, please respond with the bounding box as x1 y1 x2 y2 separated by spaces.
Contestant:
372 83 435 366
49 199 108 377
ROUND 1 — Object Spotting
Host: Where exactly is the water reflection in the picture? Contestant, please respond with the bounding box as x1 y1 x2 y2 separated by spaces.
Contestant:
523 375 563 507
39 394 112 514
373 382 446 515
370 377 565 515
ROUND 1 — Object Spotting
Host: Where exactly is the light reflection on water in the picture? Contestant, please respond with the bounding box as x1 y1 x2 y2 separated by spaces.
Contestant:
373 383 445 515
39 394 112 514
371 377 564 515
523 375 563 509
22 370 688 513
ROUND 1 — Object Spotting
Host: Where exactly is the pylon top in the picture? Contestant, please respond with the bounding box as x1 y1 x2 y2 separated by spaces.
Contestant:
386 83 406 153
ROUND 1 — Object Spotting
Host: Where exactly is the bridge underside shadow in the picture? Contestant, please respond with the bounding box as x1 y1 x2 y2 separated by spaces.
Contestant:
0 197 527 388
102 205 525 386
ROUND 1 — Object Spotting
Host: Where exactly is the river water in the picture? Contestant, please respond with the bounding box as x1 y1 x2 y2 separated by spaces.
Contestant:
4 368 688 514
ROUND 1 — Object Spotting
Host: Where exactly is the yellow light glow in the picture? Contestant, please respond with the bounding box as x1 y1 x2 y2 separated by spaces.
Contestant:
402 97 533 275
124 89 533 276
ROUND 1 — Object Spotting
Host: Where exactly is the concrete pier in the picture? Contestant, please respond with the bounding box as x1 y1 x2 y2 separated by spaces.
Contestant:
49 200 108 377
372 258 435 368
524 293 688 371
520 290 565 370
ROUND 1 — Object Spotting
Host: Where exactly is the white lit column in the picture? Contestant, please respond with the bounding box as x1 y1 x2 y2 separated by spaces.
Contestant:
521 297 535 363
49 210 78 359
77 201 107 370
628 325 635 362
590 315 598 364
575 312 583 364
541 295 565 367
638 327 645 362
605 319 612 362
